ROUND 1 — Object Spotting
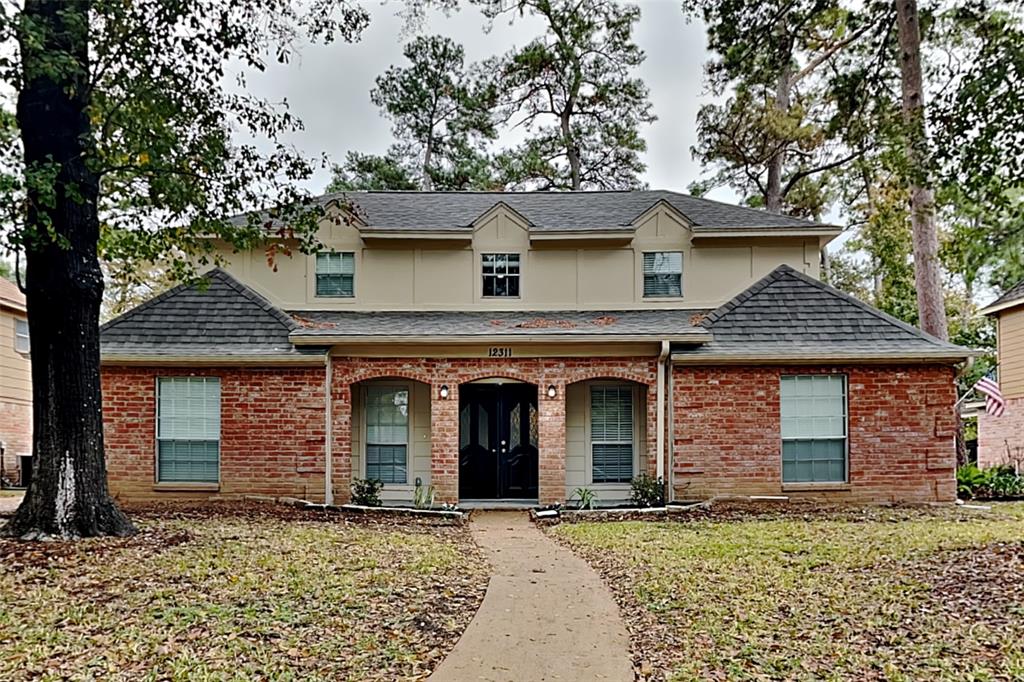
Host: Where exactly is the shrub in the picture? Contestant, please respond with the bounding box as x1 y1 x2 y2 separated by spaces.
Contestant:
957 464 1024 500
957 464 986 499
630 473 665 508
350 478 383 507
413 482 436 509
571 486 597 510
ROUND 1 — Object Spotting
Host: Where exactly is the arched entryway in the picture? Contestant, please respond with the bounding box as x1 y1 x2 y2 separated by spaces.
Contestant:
458 378 539 501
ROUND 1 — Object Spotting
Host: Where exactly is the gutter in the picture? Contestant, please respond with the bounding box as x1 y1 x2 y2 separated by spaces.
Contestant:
100 353 327 366
670 351 974 364
656 341 669 485
324 351 333 506
290 332 714 345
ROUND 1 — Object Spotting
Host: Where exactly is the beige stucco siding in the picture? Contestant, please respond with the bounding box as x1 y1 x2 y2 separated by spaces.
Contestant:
998 306 1024 398
211 206 822 312
0 308 31 405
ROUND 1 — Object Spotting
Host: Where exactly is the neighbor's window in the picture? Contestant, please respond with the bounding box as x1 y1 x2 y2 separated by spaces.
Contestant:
365 385 409 484
590 385 634 483
14 318 29 354
643 252 683 297
156 377 220 483
315 252 355 297
482 253 520 297
780 375 847 483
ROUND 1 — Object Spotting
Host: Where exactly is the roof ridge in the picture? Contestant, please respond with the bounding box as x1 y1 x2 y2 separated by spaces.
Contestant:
210 268 298 331
653 190 829 228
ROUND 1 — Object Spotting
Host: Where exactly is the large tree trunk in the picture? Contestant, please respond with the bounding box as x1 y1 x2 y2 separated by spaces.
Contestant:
4 0 134 539
765 62 792 214
895 0 949 341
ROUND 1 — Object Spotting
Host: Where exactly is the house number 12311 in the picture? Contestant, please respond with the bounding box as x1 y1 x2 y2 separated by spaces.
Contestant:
488 347 513 358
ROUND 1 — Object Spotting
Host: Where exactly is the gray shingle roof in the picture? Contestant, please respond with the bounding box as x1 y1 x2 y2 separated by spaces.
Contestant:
289 309 711 340
100 269 325 359
672 265 971 361
238 190 835 232
982 277 1024 313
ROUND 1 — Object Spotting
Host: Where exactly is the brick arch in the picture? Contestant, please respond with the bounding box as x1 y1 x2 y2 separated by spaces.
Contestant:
346 372 433 386
458 372 539 386
563 368 655 387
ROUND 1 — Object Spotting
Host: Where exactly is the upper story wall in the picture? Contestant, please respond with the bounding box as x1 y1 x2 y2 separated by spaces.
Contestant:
997 306 1024 398
213 205 825 312
0 306 31 405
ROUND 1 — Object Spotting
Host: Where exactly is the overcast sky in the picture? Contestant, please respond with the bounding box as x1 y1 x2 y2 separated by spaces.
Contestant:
243 0 725 198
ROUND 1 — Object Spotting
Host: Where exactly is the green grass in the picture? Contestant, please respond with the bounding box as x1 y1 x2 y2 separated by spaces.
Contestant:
0 511 487 681
555 503 1024 681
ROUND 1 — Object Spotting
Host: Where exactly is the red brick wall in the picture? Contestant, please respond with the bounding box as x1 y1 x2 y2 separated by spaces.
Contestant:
671 364 958 503
102 366 327 501
978 398 1024 469
0 398 31 484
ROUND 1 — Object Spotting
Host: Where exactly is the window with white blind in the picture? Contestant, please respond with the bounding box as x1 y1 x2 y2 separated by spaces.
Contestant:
643 252 683 297
156 377 220 483
365 385 409 484
590 385 634 483
315 252 355 297
780 375 847 483
14 318 29 354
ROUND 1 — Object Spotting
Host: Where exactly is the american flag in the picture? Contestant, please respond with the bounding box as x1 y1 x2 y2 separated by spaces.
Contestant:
975 372 1006 417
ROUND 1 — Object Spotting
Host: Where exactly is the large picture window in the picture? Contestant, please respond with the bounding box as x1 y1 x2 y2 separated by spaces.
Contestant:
315 252 355 297
365 385 409 484
482 253 520 297
780 375 847 483
157 377 220 483
643 252 683 297
590 385 634 483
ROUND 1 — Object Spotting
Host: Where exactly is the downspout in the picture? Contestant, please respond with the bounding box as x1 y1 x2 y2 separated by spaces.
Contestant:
324 351 333 506
656 341 670 486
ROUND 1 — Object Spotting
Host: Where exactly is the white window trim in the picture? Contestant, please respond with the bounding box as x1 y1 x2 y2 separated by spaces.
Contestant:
14 318 29 354
641 250 684 299
313 251 357 299
779 374 849 485
584 382 641 487
154 376 221 485
480 252 523 300
359 381 414 488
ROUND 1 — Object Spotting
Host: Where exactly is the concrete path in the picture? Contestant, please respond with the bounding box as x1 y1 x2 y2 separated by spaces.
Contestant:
429 511 632 682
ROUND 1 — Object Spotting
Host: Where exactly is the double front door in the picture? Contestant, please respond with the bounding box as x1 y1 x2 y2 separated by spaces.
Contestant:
458 384 539 499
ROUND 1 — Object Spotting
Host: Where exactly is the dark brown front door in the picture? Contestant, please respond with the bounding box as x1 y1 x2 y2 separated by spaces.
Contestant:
458 384 538 499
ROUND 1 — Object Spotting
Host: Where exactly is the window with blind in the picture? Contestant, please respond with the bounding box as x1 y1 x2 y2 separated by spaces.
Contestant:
14 318 29 354
590 385 634 483
482 253 520 297
365 386 409 484
780 375 847 483
157 377 220 483
643 252 683 297
315 252 355 297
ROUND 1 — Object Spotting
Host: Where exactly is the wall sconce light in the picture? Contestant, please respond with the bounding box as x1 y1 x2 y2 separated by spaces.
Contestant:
546 384 557 399
439 384 450 400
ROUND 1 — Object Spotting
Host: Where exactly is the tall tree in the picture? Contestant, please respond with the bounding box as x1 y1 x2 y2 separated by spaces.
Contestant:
371 34 496 191
486 0 655 190
895 0 948 339
0 0 369 539
327 151 419 192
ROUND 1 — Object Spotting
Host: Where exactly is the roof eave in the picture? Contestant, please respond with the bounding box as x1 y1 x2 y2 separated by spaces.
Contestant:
290 332 713 345
101 352 327 366
979 297 1024 316
670 350 972 364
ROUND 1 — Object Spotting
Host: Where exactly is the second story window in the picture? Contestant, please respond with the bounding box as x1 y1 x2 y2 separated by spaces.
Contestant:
316 252 354 298
14 318 29 354
643 252 683 297
482 253 520 298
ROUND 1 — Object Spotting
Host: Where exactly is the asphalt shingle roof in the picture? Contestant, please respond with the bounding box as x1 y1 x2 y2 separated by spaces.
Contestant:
982 277 1024 313
289 309 710 339
237 190 834 232
100 269 324 358
673 265 970 360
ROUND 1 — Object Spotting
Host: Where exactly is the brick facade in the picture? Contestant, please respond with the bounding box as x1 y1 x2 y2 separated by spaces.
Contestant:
671 364 958 503
0 398 31 485
978 397 1024 469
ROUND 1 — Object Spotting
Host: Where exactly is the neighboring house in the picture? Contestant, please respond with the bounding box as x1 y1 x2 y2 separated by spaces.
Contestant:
977 278 1024 468
0 277 31 487
99 191 969 506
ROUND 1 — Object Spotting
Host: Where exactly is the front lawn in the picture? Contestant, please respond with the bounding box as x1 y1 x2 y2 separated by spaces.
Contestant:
0 503 488 681
554 503 1024 681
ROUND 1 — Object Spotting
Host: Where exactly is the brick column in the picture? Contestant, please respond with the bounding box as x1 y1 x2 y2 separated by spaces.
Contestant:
431 382 459 504
331 375 352 504
538 383 566 505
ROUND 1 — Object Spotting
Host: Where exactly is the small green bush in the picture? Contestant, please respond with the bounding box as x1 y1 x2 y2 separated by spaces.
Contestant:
571 486 597 510
630 473 665 508
956 464 986 499
957 464 1024 500
987 466 1024 498
350 478 383 507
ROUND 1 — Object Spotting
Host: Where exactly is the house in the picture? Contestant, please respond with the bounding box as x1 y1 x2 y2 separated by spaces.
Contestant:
0 277 31 487
98 191 969 506
977 278 1024 468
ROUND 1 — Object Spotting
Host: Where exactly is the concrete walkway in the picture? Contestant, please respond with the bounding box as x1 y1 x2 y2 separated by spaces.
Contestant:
429 511 632 682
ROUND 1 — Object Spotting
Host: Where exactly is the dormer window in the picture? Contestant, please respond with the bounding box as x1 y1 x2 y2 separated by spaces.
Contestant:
316 252 355 297
482 253 520 298
643 252 682 297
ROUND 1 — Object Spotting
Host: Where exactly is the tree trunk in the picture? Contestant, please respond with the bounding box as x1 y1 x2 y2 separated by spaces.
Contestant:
4 0 135 539
895 0 949 341
422 137 434 191
561 109 581 190
765 61 792 214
